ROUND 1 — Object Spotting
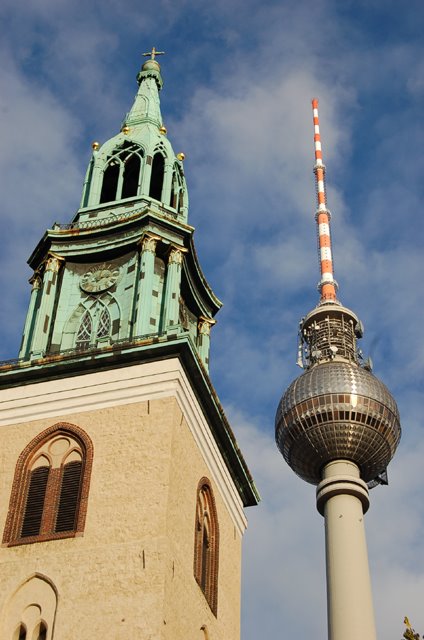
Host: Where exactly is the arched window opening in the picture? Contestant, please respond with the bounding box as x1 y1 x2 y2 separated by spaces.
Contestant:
74 301 112 350
3 424 93 545
194 479 219 615
149 153 164 201
15 624 27 640
170 163 185 213
34 621 47 640
122 153 141 199
99 142 144 204
99 161 119 204
75 310 92 350
169 170 176 208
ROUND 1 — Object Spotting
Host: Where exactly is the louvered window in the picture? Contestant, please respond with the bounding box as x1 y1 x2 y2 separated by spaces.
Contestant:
55 461 83 532
21 467 49 538
3 426 93 546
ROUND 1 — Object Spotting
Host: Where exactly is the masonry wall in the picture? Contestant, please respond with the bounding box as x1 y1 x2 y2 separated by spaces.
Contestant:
0 362 245 640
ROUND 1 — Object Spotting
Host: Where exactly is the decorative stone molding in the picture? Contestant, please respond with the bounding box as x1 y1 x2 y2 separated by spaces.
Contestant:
140 234 161 254
198 317 216 336
29 273 42 291
44 253 65 274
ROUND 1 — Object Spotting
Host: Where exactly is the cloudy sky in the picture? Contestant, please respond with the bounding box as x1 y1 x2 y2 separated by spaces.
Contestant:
1 0 424 637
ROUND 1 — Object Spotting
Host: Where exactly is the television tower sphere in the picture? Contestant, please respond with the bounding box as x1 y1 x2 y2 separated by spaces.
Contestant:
275 306 401 485
276 302 401 485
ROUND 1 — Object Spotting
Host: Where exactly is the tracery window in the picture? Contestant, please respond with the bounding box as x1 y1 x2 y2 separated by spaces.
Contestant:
193 478 219 615
4 577 57 640
99 141 144 204
3 424 93 546
75 304 111 350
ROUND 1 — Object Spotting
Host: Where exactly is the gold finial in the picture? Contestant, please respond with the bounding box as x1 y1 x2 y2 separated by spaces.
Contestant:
159 125 167 135
142 46 165 61
177 152 185 161
92 141 100 150
121 125 130 134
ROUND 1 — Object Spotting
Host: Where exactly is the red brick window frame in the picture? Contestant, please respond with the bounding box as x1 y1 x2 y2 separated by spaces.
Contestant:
193 478 219 615
2 423 93 546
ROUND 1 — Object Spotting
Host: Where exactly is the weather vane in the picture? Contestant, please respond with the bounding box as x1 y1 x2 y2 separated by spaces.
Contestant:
142 47 165 61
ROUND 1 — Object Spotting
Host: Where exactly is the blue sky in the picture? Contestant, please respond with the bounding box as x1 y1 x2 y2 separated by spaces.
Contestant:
1 0 424 637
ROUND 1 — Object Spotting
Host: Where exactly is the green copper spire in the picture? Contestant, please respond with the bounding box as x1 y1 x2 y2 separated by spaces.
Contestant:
18 53 220 374
125 48 164 128
79 50 188 221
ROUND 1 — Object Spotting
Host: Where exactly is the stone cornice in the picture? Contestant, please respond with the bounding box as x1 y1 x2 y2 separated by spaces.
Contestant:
0 338 259 510
0 356 254 534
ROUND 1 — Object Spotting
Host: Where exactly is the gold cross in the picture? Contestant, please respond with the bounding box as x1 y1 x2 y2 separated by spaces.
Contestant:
142 47 165 61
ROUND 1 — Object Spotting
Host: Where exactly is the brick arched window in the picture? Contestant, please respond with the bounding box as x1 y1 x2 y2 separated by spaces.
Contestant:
3 423 93 546
193 478 219 615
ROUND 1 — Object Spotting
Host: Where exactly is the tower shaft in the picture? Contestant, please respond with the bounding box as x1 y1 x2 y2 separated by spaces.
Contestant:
317 461 376 640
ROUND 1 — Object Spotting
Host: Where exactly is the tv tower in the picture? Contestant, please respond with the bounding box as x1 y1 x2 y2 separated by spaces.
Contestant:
275 99 401 640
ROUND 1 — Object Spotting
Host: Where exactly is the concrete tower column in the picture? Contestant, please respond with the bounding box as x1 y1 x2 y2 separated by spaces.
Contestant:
316 460 376 640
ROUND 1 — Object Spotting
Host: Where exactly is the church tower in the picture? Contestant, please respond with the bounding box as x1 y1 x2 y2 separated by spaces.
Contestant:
0 50 259 640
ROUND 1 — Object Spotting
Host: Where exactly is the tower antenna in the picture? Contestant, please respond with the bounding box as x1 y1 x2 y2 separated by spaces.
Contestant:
312 98 337 304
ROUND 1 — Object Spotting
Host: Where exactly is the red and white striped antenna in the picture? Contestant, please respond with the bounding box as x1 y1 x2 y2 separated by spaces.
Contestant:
312 98 338 304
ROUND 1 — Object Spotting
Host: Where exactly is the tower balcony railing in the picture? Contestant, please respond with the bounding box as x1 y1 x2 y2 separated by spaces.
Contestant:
52 197 180 233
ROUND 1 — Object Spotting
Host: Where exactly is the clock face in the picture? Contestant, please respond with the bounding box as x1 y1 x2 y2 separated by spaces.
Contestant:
80 264 120 293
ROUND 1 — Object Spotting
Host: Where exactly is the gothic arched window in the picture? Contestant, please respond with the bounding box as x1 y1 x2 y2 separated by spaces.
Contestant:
149 152 165 202
193 478 219 615
99 142 144 204
3 423 93 546
75 303 112 350
5 576 57 640
122 152 141 199
169 162 185 212
99 161 120 203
